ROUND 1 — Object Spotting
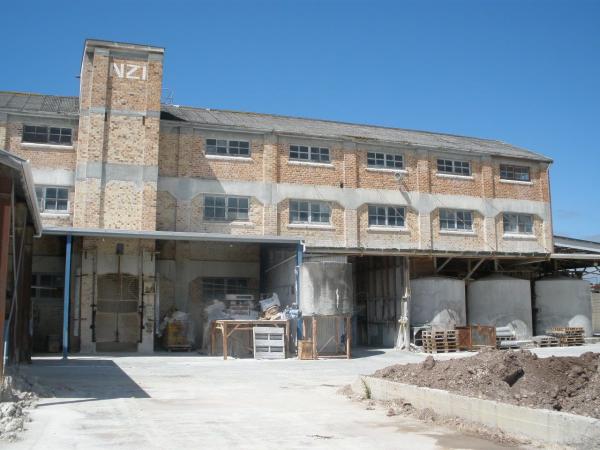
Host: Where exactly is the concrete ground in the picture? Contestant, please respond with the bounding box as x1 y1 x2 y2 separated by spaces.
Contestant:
8 343 600 450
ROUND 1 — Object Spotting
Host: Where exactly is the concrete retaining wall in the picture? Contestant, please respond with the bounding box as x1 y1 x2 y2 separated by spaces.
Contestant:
353 376 600 446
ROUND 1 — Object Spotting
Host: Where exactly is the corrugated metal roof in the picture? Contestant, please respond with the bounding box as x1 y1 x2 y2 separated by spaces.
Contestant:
0 91 79 116
161 105 552 162
0 91 552 162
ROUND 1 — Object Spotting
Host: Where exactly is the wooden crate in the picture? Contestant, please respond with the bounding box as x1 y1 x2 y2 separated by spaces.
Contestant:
165 321 191 351
297 339 314 360
422 330 458 353
547 327 584 347
253 327 285 359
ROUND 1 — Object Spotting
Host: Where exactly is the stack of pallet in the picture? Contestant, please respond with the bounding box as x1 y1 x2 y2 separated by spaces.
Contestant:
535 335 560 348
547 327 585 347
422 330 457 353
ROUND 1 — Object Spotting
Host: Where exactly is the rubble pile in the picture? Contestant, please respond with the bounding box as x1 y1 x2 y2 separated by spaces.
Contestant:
374 348 600 419
0 372 43 441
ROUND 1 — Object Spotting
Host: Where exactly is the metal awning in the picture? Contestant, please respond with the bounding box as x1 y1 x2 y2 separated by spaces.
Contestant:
42 226 303 245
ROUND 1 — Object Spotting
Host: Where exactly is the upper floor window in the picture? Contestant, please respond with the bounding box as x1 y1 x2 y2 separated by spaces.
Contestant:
289 145 330 163
440 209 473 231
437 159 471 176
367 152 403 170
35 186 68 213
289 200 330 224
503 213 533 234
500 164 530 182
206 139 250 157
204 195 249 221
23 125 72 145
368 205 405 227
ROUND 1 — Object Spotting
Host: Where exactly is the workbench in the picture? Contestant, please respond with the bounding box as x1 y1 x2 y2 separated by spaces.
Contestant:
210 319 291 360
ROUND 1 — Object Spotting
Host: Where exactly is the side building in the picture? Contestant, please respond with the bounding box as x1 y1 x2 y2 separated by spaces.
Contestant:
0 39 563 355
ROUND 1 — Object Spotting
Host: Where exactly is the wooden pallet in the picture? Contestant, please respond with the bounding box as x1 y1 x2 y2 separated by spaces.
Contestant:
546 327 584 347
422 330 457 353
536 336 560 348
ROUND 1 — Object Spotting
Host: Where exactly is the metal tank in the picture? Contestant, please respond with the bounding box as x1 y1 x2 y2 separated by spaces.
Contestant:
534 277 592 336
300 262 353 315
467 275 533 339
410 277 466 329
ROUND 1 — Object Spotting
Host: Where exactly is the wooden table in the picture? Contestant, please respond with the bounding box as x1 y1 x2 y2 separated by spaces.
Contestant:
210 319 291 360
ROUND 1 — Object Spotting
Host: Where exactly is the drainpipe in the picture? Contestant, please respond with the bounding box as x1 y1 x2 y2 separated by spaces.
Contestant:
62 235 72 360
295 242 304 339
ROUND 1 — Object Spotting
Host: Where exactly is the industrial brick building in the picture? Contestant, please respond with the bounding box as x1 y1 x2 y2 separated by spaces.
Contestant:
0 39 596 356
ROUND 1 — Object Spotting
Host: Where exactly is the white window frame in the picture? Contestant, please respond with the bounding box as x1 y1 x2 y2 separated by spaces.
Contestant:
439 209 473 231
289 200 331 224
289 145 330 163
35 186 69 213
437 159 471 176
23 125 73 145
503 213 534 234
500 164 530 182
368 205 406 228
367 152 403 170
205 139 250 157
204 195 250 221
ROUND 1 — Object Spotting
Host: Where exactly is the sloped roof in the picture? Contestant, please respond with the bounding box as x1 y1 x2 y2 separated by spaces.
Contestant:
0 91 78 116
0 91 552 162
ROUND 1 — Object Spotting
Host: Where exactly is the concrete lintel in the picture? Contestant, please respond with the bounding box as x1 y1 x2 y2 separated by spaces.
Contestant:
76 162 158 183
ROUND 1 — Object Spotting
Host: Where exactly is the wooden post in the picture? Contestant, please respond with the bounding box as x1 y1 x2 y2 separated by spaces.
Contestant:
334 316 339 353
210 322 215 356
16 226 33 363
223 323 228 360
311 316 317 360
345 315 352 359
0 178 12 377
285 321 290 358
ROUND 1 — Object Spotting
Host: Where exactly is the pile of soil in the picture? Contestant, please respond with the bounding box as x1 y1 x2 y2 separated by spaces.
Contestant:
0 371 44 441
373 349 600 419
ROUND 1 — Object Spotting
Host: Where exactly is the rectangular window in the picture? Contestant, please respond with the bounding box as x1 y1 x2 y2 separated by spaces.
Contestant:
289 200 330 224
289 145 330 163
31 273 65 300
204 195 249 221
367 152 403 169
503 213 533 234
440 209 473 231
368 205 405 227
437 159 471 176
500 164 530 181
206 139 250 157
202 277 249 300
23 125 72 145
35 186 69 213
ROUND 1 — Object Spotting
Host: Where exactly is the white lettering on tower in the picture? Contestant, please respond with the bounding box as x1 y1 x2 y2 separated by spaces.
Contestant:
111 63 147 80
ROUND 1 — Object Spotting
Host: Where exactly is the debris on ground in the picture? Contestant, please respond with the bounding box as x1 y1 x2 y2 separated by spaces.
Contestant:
373 348 600 419
0 370 46 441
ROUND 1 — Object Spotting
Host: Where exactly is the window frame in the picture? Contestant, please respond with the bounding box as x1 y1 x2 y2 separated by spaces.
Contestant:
31 273 65 300
367 205 406 228
367 151 404 170
22 125 73 146
205 138 251 157
437 159 471 176
289 200 331 225
203 195 250 222
500 164 531 182
202 277 250 300
35 186 69 213
289 145 330 163
503 213 534 235
439 209 474 231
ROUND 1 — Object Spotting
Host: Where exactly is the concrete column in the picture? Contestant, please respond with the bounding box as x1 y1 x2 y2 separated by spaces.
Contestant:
79 242 96 353
139 245 156 353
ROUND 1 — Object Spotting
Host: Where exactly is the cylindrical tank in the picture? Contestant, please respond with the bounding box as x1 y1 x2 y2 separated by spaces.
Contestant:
534 277 592 336
467 275 532 339
410 277 466 329
300 262 353 315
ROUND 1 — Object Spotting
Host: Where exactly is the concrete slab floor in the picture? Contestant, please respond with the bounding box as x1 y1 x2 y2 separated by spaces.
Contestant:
8 344 600 450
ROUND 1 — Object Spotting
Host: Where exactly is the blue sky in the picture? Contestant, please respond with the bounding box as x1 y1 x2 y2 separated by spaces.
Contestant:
1 0 598 240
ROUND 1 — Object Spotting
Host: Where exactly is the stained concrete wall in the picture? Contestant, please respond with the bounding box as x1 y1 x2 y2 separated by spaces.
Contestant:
300 262 353 315
534 278 593 336
467 275 533 339
410 277 466 329
593 292 600 335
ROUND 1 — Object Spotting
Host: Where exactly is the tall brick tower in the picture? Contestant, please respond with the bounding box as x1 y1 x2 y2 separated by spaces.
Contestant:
74 40 164 230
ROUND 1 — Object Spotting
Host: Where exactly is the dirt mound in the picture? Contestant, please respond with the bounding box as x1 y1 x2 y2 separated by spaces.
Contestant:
0 372 41 441
373 349 600 419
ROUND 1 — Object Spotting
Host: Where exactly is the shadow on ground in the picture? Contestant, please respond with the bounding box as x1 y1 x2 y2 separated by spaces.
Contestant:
19 359 149 406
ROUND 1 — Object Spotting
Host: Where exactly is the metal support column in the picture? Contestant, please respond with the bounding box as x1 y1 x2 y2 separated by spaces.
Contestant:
62 234 72 359
295 242 304 339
